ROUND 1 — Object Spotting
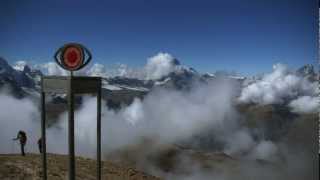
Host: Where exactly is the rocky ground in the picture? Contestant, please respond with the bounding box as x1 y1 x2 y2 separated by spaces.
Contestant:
0 153 162 180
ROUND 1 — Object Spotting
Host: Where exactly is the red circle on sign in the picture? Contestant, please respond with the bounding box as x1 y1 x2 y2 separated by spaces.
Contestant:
61 45 84 70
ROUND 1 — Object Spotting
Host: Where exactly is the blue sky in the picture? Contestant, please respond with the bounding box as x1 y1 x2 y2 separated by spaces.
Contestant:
0 0 318 75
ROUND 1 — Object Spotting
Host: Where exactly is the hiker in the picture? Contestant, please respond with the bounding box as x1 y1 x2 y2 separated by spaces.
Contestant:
13 130 27 156
37 138 42 153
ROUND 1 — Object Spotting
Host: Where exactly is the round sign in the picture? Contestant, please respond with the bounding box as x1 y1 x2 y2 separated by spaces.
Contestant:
60 44 84 71
54 43 92 71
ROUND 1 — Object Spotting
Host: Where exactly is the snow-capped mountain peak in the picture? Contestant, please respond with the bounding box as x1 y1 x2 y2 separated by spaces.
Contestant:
13 61 29 72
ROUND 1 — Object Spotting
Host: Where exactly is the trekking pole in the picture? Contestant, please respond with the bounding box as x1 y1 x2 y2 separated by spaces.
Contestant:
13 141 17 154
12 139 16 154
11 140 14 154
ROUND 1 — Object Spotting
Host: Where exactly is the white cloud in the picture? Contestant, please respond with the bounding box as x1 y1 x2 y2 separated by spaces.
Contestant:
238 63 318 105
41 62 68 76
289 96 319 114
87 63 107 77
144 52 179 80
224 129 255 155
49 79 239 154
122 98 145 125
251 140 278 161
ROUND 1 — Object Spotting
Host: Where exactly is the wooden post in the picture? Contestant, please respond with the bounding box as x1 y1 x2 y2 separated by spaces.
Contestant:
68 72 76 180
41 89 47 180
97 84 102 180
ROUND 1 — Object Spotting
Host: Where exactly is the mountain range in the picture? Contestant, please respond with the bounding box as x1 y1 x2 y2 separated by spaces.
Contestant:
0 57 317 107
0 56 318 180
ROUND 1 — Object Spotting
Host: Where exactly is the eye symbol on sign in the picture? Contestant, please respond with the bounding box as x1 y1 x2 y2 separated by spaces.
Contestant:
54 43 92 71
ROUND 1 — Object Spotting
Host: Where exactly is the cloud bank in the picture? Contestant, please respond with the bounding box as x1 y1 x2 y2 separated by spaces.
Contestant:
289 96 319 114
238 64 318 111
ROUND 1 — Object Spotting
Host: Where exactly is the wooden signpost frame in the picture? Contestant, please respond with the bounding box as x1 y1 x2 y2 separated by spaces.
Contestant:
41 75 102 180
